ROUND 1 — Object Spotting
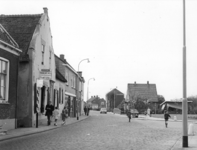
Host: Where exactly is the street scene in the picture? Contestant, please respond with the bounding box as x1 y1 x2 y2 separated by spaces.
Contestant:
1 0 197 149
0 111 190 150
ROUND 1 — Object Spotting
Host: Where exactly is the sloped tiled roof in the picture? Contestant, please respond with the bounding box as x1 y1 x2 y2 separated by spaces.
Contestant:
56 69 67 83
0 14 42 55
55 54 76 73
127 82 158 102
106 88 124 97
0 24 19 47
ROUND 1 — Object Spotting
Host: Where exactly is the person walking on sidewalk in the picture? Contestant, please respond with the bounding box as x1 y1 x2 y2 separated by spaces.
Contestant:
84 106 87 116
87 106 90 116
164 110 171 128
61 107 68 125
53 107 59 126
45 101 54 126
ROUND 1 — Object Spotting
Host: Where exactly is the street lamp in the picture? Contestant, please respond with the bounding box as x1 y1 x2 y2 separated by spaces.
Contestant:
87 78 95 101
76 58 90 120
182 0 188 147
78 58 90 71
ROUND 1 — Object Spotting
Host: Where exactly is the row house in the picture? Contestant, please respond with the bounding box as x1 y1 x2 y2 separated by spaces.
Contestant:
0 8 61 128
55 54 85 118
0 24 22 130
0 8 85 129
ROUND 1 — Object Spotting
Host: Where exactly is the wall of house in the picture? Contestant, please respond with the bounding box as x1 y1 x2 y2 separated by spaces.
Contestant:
17 11 56 127
0 46 19 130
55 55 78 117
54 79 66 117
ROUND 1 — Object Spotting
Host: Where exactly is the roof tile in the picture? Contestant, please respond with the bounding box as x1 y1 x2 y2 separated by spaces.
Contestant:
0 14 42 55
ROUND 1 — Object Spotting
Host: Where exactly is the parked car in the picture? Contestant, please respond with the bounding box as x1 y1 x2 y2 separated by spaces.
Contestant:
130 109 139 118
100 108 107 114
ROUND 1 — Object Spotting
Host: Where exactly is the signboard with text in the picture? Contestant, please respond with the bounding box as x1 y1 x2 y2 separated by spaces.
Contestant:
40 69 52 80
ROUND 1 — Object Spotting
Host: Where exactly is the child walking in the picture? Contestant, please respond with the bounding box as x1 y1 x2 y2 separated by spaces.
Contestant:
61 107 68 125
164 110 171 128
53 107 59 126
127 110 132 122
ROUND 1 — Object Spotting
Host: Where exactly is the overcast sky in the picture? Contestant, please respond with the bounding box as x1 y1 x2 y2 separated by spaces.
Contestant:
1 0 197 101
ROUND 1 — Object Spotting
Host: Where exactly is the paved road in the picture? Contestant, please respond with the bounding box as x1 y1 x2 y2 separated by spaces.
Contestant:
0 111 182 150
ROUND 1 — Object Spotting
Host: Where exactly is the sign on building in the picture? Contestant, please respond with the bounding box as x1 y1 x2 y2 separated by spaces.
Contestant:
37 79 43 88
40 69 52 80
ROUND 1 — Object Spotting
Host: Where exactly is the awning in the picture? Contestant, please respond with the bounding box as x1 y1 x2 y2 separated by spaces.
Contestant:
167 103 182 110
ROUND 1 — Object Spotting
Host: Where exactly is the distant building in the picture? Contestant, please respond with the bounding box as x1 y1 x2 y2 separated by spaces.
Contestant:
160 99 192 113
106 89 124 112
126 81 158 113
86 96 106 110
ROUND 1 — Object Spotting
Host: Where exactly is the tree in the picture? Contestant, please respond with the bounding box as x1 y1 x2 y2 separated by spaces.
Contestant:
187 96 197 114
157 95 165 104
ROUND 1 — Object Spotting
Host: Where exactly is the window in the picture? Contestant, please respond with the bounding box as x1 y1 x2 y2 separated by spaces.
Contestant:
71 78 73 87
0 58 9 103
65 70 69 86
41 44 45 65
49 48 52 60
73 76 75 88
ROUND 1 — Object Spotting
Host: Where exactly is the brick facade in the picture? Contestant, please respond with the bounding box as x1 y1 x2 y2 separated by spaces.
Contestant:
0 47 19 129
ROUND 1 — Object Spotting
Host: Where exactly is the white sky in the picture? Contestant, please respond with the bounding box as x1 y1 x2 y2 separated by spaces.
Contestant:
1 0 197 101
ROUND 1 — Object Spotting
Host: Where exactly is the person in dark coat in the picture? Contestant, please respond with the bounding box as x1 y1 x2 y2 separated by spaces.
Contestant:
87 106 90 116
84 106 87 115
45 101 54 125
164 110 171 128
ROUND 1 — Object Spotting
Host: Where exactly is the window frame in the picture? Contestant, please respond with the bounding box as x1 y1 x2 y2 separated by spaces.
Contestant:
41 44 45 65
0 57 9 104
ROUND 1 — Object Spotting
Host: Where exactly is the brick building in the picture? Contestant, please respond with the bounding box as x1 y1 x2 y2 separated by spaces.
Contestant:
106 89 124 112
0 24 22 130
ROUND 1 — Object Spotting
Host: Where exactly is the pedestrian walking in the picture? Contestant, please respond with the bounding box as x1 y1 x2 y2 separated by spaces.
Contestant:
87 106 90 116
61 107 68 125
164 110 171 128
84 106 87 115
45 101 54 126
127 110 132 122
53 107 59 126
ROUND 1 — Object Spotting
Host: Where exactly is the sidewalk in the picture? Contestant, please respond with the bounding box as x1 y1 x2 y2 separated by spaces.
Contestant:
0 115 89 142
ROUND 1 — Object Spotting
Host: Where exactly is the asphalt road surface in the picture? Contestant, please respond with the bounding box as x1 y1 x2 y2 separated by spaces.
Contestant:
0 111 182 150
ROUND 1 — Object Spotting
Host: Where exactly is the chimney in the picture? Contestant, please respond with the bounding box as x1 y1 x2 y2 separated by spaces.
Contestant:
78 71 82 77
43 7 48 14
147 81 149 84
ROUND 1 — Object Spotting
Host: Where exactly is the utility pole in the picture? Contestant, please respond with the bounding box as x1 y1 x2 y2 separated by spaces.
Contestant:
182 0 188 147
